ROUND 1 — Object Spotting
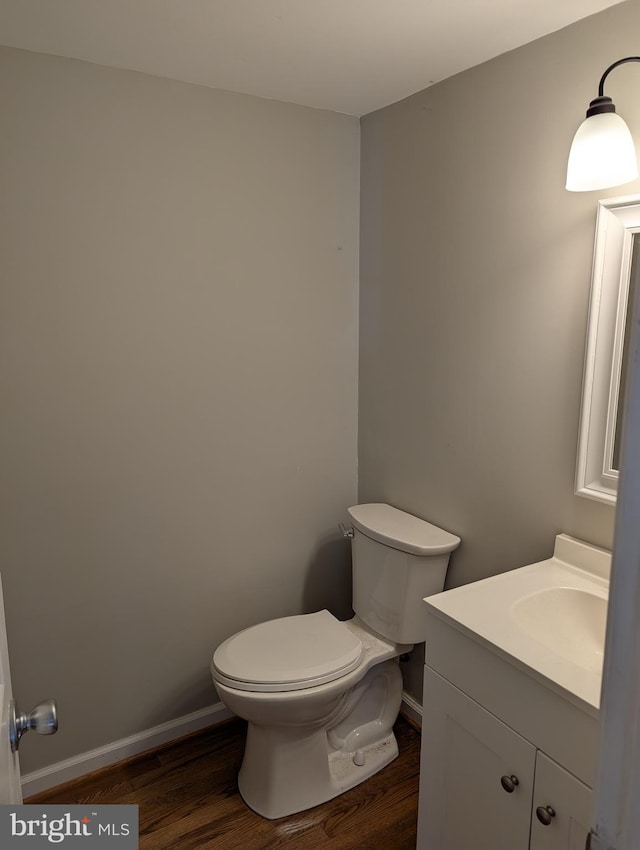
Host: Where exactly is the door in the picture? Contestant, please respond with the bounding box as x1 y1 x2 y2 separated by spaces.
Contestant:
530 752 590 850
590 240 640 849
417 667 536 850
0 574 21 803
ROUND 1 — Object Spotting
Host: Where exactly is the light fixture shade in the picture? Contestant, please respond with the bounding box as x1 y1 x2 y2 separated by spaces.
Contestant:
566 111 638 192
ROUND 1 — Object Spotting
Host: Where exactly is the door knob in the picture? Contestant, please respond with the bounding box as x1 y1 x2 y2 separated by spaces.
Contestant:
9 699 58 752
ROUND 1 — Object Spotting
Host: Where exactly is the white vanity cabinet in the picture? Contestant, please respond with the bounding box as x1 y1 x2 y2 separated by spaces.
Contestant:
417 667 592 850
418 667 536 850
416 535 608 850
530 752 591 850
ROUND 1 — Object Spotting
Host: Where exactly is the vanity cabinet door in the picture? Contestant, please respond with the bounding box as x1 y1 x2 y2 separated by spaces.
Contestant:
529 752 591 850
417 667 536 850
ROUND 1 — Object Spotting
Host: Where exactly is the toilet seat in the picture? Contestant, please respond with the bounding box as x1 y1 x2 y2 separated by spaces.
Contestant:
212 610 364 693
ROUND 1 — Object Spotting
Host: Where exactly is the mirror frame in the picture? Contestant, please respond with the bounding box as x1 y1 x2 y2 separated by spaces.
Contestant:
576 194 640 505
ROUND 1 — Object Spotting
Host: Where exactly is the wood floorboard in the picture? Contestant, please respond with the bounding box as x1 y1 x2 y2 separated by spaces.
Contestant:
26 715 421 849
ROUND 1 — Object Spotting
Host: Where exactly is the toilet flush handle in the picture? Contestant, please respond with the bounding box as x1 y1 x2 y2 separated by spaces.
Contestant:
338 523 354 539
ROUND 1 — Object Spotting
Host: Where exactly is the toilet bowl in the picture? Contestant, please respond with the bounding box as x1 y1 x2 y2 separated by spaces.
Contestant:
211 503 460 819
212 613 410 819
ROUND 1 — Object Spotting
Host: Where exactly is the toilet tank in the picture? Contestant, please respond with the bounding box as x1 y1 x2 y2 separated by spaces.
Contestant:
347 504 460 644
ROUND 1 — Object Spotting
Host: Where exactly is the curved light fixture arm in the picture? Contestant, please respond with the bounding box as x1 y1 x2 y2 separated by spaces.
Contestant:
598 56 640 98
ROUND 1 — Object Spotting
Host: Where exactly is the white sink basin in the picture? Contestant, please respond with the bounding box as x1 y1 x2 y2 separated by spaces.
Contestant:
423 534 611 711
510 587 607 674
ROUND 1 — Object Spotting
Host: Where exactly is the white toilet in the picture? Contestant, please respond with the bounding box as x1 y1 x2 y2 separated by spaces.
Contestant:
211 503 460 819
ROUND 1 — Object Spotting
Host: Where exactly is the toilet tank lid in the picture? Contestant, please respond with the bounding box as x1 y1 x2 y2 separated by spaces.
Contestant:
347 503 460 556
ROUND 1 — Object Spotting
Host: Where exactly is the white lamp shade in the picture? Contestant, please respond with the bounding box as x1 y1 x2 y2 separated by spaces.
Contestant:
566 111 638 191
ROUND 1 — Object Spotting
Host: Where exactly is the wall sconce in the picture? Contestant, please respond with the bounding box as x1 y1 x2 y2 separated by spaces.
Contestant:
566 56 640 192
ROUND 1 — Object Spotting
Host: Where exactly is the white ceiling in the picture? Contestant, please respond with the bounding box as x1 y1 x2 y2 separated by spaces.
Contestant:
0 0 626 116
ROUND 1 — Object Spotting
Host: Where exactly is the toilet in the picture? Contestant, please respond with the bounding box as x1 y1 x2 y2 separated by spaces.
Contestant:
211 503 460 819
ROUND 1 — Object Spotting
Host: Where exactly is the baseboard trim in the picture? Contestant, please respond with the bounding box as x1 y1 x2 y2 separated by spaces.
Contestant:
22 702 233 799
24 694 421 798
400 691 423 729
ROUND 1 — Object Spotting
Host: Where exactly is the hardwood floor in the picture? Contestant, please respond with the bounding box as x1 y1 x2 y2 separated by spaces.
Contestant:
27 715 421 849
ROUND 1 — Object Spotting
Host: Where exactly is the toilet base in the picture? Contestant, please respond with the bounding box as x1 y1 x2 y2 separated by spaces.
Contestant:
237 660 402 819
239 728 399 820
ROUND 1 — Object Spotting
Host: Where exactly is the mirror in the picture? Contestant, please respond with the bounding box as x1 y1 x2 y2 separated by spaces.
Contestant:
576 195 640 505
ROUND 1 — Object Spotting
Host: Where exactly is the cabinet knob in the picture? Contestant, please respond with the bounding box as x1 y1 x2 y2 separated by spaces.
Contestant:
536 805 556 826
500 774 519 793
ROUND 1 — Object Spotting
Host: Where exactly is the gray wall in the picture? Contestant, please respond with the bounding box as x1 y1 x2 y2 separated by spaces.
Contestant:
0 46 360 772
359 0 640 699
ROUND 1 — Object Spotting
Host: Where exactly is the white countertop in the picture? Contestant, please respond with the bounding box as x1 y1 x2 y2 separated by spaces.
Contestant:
424 534 610 712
